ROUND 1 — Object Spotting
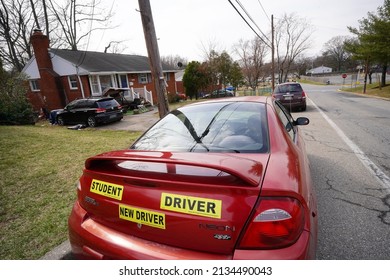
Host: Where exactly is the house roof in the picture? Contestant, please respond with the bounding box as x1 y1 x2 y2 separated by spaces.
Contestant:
50 49 176 73
22 48 176 79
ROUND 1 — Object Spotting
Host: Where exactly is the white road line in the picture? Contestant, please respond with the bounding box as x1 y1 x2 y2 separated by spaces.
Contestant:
309 98 390 192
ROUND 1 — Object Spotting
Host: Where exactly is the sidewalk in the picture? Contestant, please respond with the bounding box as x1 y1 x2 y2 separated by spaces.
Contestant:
40 108 161 260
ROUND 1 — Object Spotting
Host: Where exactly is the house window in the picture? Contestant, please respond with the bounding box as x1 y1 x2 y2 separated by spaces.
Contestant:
90 76 100 95
89 75 114 96
139 73 151 84
30 80 40 91
165 73 170 81
68 75 78 89
99 75 114 93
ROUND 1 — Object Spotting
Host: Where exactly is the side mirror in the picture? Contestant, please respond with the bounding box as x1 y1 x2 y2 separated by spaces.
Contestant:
294 117 309 126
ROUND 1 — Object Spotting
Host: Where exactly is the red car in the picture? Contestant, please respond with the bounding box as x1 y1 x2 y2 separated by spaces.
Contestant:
68 96 317 259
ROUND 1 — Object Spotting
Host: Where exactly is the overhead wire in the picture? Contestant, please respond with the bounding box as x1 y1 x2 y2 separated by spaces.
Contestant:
235 0 271 43
227 0 271 48
77 0 97 67
256 0 271 23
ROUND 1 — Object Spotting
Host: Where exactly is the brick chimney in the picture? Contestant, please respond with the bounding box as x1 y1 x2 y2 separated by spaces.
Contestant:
30 30 65 110
30 29 53 70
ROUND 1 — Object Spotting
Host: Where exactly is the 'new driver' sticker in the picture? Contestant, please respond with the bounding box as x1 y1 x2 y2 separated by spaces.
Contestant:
119 204 165 229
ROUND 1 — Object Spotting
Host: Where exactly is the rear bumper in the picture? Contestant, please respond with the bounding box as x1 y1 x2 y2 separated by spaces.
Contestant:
279 100 306 109
68 201 316 260
68 201 232 260
95 112 123 124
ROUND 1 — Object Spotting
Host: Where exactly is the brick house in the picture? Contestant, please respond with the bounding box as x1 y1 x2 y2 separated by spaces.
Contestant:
22 30 177 112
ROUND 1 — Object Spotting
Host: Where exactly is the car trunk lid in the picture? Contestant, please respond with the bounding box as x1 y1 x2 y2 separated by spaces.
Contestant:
78 150 269 255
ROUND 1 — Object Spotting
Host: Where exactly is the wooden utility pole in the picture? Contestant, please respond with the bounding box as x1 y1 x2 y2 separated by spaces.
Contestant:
271 15 275 92
138 0 169 118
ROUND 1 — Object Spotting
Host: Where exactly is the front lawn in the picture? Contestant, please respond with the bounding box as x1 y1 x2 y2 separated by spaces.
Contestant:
0 123 141 259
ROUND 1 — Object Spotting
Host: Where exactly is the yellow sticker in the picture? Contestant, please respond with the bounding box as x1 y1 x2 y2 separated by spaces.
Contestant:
119 204 165 229
90 179 124 201
160 193 222 219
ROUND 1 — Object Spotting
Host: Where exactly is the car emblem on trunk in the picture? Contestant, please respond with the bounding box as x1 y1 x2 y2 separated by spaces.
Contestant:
84 196 99 206
137 223 142 229
214 234 231 240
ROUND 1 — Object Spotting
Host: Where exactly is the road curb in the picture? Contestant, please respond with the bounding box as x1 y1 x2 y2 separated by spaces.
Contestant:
40 240 73 260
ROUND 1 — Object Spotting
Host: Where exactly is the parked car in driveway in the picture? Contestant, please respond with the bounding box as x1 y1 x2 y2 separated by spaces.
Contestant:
272 82 307 111
53 97 123 127
68 96 317 259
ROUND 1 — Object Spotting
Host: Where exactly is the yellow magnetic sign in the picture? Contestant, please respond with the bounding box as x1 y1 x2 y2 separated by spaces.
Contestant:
160 193 222 219
90 179 124 200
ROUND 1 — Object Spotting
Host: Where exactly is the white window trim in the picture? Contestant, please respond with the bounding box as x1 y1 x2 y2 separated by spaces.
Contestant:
89 74 115 96
30 80 40 92
139 73 148 84
68 75 78 90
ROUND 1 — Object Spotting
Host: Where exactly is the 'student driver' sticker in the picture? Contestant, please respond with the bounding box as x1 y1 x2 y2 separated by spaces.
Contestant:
90 179 124 200
160 193 222 219
119 204 165 229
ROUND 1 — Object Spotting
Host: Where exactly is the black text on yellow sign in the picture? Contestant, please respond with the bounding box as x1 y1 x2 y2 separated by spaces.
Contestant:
160 193 222 219
90 179 124 200
119 204 165 229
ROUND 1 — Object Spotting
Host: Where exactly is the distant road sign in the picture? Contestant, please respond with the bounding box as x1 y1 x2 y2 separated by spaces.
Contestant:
342 73 347 79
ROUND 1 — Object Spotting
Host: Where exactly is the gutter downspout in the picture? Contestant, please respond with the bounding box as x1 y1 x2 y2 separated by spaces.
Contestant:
76 65 85 98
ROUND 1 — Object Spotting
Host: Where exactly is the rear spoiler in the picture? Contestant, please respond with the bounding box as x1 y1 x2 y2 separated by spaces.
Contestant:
85 150 267 187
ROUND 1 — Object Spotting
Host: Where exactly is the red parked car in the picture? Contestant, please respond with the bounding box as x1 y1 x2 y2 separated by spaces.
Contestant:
68 96 317 259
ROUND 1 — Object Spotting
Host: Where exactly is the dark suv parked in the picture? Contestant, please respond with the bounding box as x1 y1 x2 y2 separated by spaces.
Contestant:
53 97 123 127
272 82 307 111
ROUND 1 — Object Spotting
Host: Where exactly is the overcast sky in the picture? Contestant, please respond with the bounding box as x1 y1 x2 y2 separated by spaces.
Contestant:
85 0 384 61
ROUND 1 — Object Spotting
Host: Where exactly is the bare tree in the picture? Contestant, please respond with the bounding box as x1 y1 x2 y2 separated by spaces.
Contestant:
104 40 128 54
0 0 115 70
322 36 352 72
275 13 313 83
0 0 36 71
234 37 269 90
161 55 188 70
200 39 224 61
47 0 115 51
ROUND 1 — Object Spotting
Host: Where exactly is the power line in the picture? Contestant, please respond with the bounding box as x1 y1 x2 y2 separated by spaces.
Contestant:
227 0 271 48
235 0 270 42
77 0 96 67
98 0 116 51
256 0 271 22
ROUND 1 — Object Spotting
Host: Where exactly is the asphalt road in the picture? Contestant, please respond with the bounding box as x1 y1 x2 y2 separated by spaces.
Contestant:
293 84 390 259
43 86 390 259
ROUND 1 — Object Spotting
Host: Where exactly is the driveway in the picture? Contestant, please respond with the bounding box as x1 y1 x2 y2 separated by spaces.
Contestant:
97 108 160 131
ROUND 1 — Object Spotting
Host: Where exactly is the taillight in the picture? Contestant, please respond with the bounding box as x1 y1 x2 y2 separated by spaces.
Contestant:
238 197 304 249
302 91 306 98
96 108 106 113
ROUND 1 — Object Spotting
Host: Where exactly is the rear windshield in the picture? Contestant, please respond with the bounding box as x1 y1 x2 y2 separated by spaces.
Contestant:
132 101 269 153
275 84 302 93
96 99 120 108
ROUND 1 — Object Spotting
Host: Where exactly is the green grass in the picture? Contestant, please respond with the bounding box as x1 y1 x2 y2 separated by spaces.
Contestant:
297 79 325 85
0 123 142 259
340 83 390 99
